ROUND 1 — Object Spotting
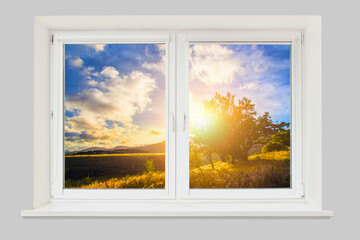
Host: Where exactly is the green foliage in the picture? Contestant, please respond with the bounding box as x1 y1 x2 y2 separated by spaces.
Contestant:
271 129 290 146
144 159 155 173
262 130 290 153
262 141 289 153
85 174 92 184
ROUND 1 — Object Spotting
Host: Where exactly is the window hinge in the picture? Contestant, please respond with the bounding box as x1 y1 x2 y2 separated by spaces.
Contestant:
50 111 54 119
51 34 54 45
50 185 54 197
301 183 305 198
301 32 305 45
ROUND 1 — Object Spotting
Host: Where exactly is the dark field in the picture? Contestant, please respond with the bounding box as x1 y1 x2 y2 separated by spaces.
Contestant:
65 154 165 182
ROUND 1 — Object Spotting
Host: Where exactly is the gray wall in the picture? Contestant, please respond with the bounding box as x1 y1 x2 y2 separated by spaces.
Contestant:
1 0 358 239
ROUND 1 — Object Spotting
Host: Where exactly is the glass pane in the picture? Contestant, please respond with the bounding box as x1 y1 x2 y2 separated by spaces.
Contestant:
64 44 166 189
189 44 291 189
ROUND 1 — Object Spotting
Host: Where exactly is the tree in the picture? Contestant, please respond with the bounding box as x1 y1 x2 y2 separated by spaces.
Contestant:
189 137 203 171
191 92 289 162
191 127 217 169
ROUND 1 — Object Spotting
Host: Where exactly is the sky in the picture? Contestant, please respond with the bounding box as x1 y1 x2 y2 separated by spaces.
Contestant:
64 43 290 152
189 44 291 128
64 44 166 151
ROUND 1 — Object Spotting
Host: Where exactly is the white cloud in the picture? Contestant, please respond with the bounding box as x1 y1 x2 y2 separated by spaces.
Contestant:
239 82 259 90
81 66 94 75
141 44 166 74
100 66 119 79
69 57 83 67
142 57 165 73
65 66 158 149
252 62 268 73
87 44 107 52
189 44 244 85
67 67 156 125
87 79 98 86
157 44 166 53
238 81 290 120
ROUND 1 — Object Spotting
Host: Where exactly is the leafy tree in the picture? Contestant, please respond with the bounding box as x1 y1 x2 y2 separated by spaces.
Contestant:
191 92 289 162
189 138 203 171
191 129 216 169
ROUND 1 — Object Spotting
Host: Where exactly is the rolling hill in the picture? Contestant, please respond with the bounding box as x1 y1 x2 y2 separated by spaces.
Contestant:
66 141 165 155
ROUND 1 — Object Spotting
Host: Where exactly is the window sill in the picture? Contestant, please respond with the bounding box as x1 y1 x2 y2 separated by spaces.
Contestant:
21 200 333 217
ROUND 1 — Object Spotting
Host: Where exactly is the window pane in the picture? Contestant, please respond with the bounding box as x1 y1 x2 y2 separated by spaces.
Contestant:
64 44 166 189
189 44 291 189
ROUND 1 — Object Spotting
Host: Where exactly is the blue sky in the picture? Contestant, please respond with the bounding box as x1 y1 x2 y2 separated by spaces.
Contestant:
64 44 166 151
64 43 290 151
189 44 291 125
65 44 164 95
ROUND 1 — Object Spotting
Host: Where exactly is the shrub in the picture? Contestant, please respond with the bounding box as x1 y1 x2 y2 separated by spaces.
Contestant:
272 129 290 146
144 159 155 173
262 141 288 153
262 130 290 153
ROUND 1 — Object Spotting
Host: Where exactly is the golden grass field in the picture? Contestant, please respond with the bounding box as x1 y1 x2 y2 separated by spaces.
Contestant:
190 151 290 188
67 171 165 189
66 153 165 158
65 150 289 189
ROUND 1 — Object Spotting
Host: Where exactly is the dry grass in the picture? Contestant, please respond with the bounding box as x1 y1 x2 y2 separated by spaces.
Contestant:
65 151 290 189
65 171 165 189
248 150 290 161
66 153 165 158
190 157 290 188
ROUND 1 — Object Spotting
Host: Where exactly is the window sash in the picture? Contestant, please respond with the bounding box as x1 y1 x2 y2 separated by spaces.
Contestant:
50 32 176 199
176 32 303 199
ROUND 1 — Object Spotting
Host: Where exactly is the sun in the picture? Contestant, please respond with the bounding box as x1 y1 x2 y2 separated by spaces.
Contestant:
189 92 213 130
191 109 212 130
196 115 209 128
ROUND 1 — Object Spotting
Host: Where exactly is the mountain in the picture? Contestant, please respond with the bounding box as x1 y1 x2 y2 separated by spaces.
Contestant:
79 147 111 152
66 141 165 155
67 147 111 154
132 141 165 153
113 145 129 150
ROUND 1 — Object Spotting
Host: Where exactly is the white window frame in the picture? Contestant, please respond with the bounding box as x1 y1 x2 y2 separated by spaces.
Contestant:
22 15 333 217
50 32 176 199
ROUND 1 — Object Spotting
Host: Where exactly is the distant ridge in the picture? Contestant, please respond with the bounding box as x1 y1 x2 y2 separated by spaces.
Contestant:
113 145 129 150
66 141 165 155
132 141 165 153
